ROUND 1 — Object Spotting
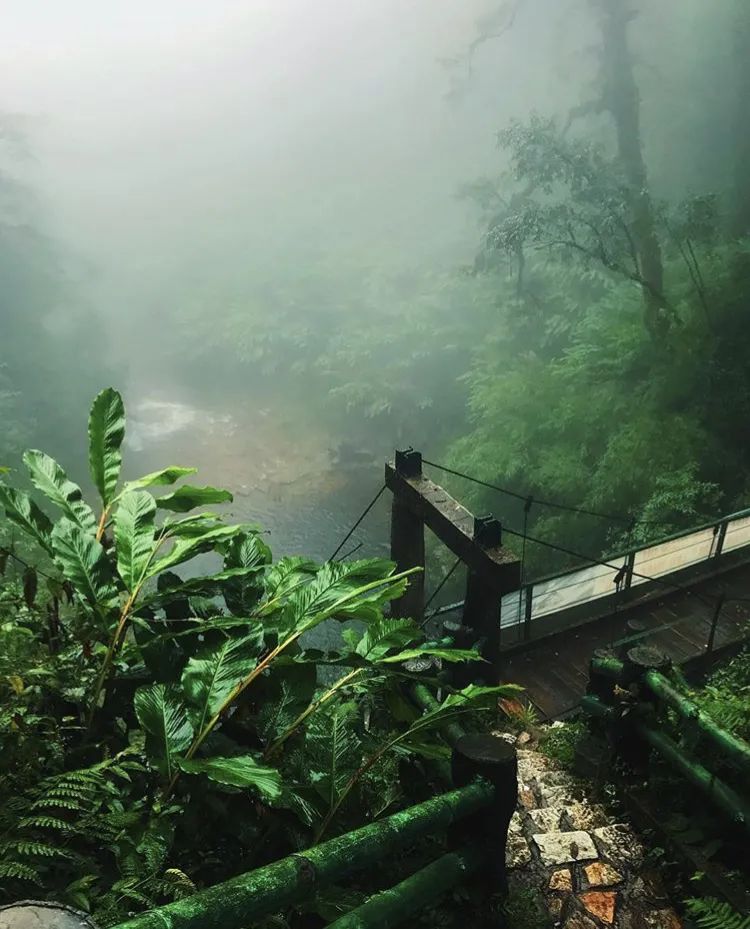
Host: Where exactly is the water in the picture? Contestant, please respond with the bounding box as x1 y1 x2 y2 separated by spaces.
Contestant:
121 387 392 565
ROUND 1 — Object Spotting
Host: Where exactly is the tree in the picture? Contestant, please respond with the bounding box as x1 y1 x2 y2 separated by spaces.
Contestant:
593 0 667 338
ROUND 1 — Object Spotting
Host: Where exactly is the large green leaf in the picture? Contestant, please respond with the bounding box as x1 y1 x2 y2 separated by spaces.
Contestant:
263 557 319 601
50 518 117 610
378 647 483 664
122 467 197 495
134 684 194 781
156 485 233 513
114 491 157 593
176 755 282 799
354 618 421 661
223 534 272 615
273 559 408 638
161 513 224 537
256 660 317 742
88 388 126 507
0 485 53 552
146 525 247 578
23 450 97 533
392 685 522 760
181 630 264 730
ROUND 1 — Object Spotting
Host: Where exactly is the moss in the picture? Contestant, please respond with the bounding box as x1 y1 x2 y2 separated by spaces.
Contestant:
538 720 587 770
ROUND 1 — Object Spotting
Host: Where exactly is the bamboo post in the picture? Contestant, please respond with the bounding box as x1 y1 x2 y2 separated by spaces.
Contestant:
635 722 750 835
619 646 671 769
389 449 425 624
410 683 465 748
451 733 517 896
587 652 624 704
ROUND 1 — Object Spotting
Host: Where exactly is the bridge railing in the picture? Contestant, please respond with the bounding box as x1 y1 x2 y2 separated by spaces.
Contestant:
499 505 750 644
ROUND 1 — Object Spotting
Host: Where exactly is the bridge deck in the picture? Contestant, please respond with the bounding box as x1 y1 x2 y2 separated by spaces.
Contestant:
501 561 750 719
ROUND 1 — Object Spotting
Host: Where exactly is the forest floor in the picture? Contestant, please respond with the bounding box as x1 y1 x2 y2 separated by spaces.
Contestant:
505 734 682 929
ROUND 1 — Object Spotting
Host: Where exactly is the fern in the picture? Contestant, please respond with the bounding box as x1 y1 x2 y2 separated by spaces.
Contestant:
685 897 750 929
305 701 362 818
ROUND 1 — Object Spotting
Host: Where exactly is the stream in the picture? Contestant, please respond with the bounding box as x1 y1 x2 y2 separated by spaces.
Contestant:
121 388 392 565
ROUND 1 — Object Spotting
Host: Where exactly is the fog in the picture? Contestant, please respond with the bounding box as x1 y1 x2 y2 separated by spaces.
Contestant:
2 0 745 571
5 1 584 339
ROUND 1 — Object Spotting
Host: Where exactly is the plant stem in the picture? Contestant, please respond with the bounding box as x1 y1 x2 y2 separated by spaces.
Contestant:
314 742 394 844
164 567 419 798
86 593 135 729
95 505 111 543
313 703 487 843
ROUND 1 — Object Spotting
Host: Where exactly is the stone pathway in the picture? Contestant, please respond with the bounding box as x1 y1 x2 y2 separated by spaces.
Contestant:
506 745 682 929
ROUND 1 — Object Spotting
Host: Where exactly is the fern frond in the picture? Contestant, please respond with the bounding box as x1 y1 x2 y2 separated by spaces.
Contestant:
685 897 750 929
163 868 196 899
0 860 42 883
3 839 72 858
18 815 73 832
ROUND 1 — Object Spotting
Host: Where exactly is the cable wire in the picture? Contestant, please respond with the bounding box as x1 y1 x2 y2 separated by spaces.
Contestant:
422 458 715 529
421 557 462 627
329 484 387 562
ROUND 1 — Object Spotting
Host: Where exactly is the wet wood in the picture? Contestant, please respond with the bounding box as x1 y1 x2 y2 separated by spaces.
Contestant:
385 462 519 593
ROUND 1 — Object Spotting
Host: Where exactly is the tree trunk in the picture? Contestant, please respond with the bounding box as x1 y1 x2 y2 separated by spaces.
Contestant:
597 0 667 339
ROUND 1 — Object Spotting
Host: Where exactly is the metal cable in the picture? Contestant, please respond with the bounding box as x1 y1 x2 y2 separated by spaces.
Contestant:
420 557 462 627
422 458 714 528
329 484 387 562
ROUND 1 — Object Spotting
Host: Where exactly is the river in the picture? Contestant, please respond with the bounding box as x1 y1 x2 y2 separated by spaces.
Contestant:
120 387 392 566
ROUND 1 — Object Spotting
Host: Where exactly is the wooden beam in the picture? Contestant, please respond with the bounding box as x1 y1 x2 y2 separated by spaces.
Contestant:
385 461 520 594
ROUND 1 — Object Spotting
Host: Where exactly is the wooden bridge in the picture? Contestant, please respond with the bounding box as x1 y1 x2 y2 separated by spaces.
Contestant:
386 449 750 719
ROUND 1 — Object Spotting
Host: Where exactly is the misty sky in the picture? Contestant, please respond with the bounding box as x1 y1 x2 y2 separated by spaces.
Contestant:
2 2 588 277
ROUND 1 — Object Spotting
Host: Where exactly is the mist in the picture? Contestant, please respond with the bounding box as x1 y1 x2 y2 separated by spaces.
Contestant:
1 0 747 570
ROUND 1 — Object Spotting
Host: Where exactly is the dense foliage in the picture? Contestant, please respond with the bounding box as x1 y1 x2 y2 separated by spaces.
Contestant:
680 648 750 743
0 390 515 924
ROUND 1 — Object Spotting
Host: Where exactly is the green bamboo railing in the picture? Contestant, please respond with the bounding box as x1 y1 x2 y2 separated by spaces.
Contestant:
584 648 750 835
589 654 750 776
635 723 750 831
113 781 495 929
325 847 483 929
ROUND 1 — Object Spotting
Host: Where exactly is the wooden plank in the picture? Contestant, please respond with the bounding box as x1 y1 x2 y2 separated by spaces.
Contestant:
385 462 520 593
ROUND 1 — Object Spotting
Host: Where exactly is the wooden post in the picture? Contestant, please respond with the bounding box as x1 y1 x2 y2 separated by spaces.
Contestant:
712 520 728 559
389 449 425 624
385 455 520 655
451 734 518 897
464 570 501 684
464 516 504 684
